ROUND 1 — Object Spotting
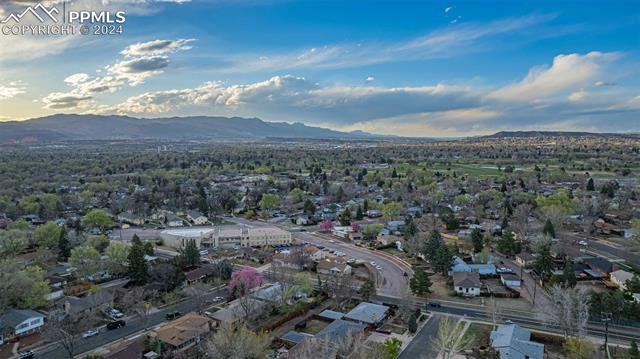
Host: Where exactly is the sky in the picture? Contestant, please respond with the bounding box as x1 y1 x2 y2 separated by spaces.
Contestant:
0 0 638 136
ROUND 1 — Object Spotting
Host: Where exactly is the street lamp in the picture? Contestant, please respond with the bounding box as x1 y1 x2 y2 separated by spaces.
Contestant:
601 312 612 350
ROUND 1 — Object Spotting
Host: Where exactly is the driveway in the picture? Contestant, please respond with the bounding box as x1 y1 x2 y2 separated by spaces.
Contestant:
399 314 441 359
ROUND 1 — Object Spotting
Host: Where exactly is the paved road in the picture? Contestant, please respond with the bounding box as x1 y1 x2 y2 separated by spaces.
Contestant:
295 231 412 298
399 314 441 359
35 287 229 359
560 232 640 266
375 295 639 346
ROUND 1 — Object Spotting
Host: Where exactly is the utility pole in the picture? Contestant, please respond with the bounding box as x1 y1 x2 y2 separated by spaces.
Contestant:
602 312 612 351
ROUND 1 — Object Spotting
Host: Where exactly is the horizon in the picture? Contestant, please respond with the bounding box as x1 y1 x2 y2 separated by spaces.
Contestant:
1 0 639 136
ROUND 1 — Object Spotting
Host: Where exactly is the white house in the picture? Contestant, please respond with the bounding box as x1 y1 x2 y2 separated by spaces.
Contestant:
610 269 634 291
453 272 481 297
186 210 208 225
117 212 144 226
316 260 352 275
0 309 45 345
165 214 184 227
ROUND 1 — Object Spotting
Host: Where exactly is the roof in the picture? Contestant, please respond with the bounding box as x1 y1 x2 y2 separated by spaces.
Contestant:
490 324 544 359
252 283 282 302
281 330 314 345
318 310 345 321
316 260 350 273
610 269 634 284
453 272 481 288
584 257 613 273
64 290 113 314
187 210 204 219
161 227 214 238
105 341 145 359
185 266 217 281
344 302 389 324
316 319 366 342
155 313 210 347
0 309 44 331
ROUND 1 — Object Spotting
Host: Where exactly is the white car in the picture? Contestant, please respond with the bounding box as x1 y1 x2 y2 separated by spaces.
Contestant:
109 309 124 318
376 265 383 271
578 240 588 246
370 261 377 266
83 329 99 338
329 240 336 243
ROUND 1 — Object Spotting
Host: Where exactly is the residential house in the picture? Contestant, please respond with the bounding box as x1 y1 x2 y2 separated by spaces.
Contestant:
303 245 326 261
117 212 144 226
184 266 217 285
316 319 367 342
490 323 544 359
316 260 352 276
62 290 113 316
0 309 45 345
405 206 423 217
155 313 211 352
46 275 68 301
296 216 312 226
240 247 272 263
610 269 634 291
453 272 481 297
105 341 146 359
344 302 389 327
366 210 383 218
387 220 406 233
449 256 496 276
165 214 184 227
186 210 208 225
583 257 617 277
500 273 522 287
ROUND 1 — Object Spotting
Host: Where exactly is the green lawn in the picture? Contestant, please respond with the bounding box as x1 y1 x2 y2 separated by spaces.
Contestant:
462 323 493 347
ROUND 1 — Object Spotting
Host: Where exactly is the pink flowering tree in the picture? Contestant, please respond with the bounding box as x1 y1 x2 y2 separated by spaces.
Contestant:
319 220 333 233
229 268 264 298
351 222 361 233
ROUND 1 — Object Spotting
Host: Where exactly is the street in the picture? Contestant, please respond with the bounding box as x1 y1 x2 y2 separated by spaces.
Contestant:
35 287 228 359
399 314 441 359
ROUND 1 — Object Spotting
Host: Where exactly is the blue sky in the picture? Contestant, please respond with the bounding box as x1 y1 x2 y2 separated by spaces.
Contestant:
0 0 638 136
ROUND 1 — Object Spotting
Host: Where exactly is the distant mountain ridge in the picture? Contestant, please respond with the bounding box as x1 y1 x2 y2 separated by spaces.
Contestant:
479 131 639 140
0 114 378 143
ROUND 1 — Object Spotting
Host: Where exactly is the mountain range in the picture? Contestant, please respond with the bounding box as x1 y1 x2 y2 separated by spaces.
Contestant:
0 114 376 143
0 114 636 144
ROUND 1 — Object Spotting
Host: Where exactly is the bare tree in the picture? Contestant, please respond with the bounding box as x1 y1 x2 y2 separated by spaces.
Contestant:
121 287 154 329
540 284 590 338
204 321 270 359
485 296 503 329
324 273 355 311
432 316 475 359
512 204 532 245
43 312 96 359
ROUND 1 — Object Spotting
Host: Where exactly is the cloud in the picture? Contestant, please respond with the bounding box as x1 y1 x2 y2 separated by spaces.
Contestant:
0 82 26 100
444 6 454 13
42 92 92 109
107 56 170 85
365 76 375 82
568 89 587 102
224 13 561 73
594 80 617 87
121 39 195 57
488 51 619 102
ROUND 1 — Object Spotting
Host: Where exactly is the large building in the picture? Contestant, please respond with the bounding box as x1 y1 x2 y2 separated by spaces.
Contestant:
160 225 291 249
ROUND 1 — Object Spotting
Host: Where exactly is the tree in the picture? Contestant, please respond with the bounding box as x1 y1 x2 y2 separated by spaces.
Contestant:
58 226 71 260
533 241 554 278
303 199 315 214
629 340 639 359
382 202 402 221
433 316 475 359
0 229 28 257
104 241 130 275
18 265 50 309
143 241 154 256
543 218 556 238
562 259 577 288
230 268 264 297
380 338 402 359
362 223 383 240
128 235 148 284
319 219 333 233
408 312 418 334
290 188 305 203
43 312 96 359
542 284 590 338
178 239 200 269
471 228 484 253
69 245 101 278
586 178 595 191
409 269 432 296
82 209 112 233
360 279 376 301
356 205 364 220
205 321 269 359
293 272 313 295
563 337 595 359
34 221 62 248
496 230 520 256
433 245 454 276
259 193 279 212
149 263 184 292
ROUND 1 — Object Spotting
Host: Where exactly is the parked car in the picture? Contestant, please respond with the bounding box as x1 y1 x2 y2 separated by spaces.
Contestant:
370 261 377 266
109 308 124 318
83 329 100 338
428 301 442 308
106 320 126 330
497 267 513 274
17 351 34 359
578 240 588 246
165 311 182 320
214 296 224 302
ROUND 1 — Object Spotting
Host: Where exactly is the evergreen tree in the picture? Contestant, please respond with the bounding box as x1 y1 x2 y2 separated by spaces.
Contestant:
127 234 148 284
471 228 484 253
360 279 375 301
562 259 577 288
57 226 71 260
629 340 639 359
303 199 315 214
143 241 154 256
543 218 556 238
586 178 595 191
179 239 200 269
409 270 432 295
363 199 369 213
408 312 418 334
433 245 453 276
391 168 398 178
356 205 364 220
534 243 554 278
